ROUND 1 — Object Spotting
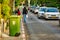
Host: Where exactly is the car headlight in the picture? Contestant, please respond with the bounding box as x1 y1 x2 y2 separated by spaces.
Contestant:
44 14 50 17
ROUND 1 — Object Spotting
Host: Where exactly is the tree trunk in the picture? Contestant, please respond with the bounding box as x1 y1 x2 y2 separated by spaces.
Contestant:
10 0 14 15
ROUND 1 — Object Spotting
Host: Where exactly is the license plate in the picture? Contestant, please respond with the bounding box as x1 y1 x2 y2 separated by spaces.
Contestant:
52 16 56 18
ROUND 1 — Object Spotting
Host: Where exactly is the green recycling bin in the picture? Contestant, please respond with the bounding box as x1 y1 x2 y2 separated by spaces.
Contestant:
9 15 22 36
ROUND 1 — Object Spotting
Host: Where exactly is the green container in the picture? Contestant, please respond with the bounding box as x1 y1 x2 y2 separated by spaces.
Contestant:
9 15 21 36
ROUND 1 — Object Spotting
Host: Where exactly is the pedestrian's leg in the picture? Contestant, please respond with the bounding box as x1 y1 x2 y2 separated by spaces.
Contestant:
24 14 26 23
23 14 25 22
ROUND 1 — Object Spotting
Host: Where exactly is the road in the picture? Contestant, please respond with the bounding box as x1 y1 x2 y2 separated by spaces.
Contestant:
25 11 60 40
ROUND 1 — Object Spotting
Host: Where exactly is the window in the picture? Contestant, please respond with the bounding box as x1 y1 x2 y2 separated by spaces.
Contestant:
39 8 46 12
46 8 59 12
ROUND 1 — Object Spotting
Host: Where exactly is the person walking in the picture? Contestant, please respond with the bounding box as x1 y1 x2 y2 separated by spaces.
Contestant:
17 9 21 15
14 8 21 15
23 6 28 23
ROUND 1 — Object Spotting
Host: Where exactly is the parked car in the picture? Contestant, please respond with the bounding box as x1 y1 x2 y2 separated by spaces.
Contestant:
37 7 47 18
34 7 39 14
30 6 33 12
32 6 36 13
44 7 60 19
30 6 36 12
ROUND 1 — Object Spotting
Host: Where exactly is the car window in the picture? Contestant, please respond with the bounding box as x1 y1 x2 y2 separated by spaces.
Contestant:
46 8 59 12
36 8 39 9
39 8 46 12
32 6 36 8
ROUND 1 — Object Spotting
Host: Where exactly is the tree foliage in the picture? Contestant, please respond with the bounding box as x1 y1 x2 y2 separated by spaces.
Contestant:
30 0 60 8
2 0 10 21
0 0 3 3
15 0 20 6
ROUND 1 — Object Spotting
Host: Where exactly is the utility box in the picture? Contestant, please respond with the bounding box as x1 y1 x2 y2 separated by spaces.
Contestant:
9 15 21 36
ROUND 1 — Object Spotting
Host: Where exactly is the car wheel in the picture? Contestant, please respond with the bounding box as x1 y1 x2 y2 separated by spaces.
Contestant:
37 15 40 19
45 18 48 20
35 12 38 14
36 12 38 14
37 14 40 19
40 16 43 19
32 11 34 13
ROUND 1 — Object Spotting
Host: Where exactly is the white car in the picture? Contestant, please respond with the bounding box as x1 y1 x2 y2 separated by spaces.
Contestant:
30 6 36 13
44 7 60 19
37 7 47 18
34 7 39 14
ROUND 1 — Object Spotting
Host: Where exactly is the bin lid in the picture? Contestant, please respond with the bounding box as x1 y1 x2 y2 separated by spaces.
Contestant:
10 15 22 19
10 15 20 18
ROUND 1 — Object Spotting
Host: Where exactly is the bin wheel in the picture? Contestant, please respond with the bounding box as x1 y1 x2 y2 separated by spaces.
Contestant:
15 33 20 37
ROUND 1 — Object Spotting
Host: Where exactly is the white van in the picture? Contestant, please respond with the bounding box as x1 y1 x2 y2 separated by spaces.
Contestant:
44 7 60 19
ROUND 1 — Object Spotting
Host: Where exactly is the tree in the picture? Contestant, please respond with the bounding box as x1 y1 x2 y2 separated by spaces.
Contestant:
30 0 33 5
57 0 60 9
30 0 60 8
15 0 20 6
30 0 37 6
25 0 28 6
0 0 3 3
2 0 11 22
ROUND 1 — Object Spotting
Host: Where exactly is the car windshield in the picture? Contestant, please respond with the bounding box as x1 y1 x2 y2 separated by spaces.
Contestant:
32 6 36 8
36 7 39 9
46 8 59 12
39 8 46 12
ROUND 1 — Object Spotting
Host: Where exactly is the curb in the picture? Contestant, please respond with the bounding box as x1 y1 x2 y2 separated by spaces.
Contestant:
21 19 26 40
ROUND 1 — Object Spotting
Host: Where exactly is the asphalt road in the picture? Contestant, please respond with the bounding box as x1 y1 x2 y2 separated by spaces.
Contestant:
25 11 60 40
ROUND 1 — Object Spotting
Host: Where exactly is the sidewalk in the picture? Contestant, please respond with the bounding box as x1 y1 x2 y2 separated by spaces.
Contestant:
0 37 22 40
0 20 23 40
0 6 26 40
0 26 22 40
